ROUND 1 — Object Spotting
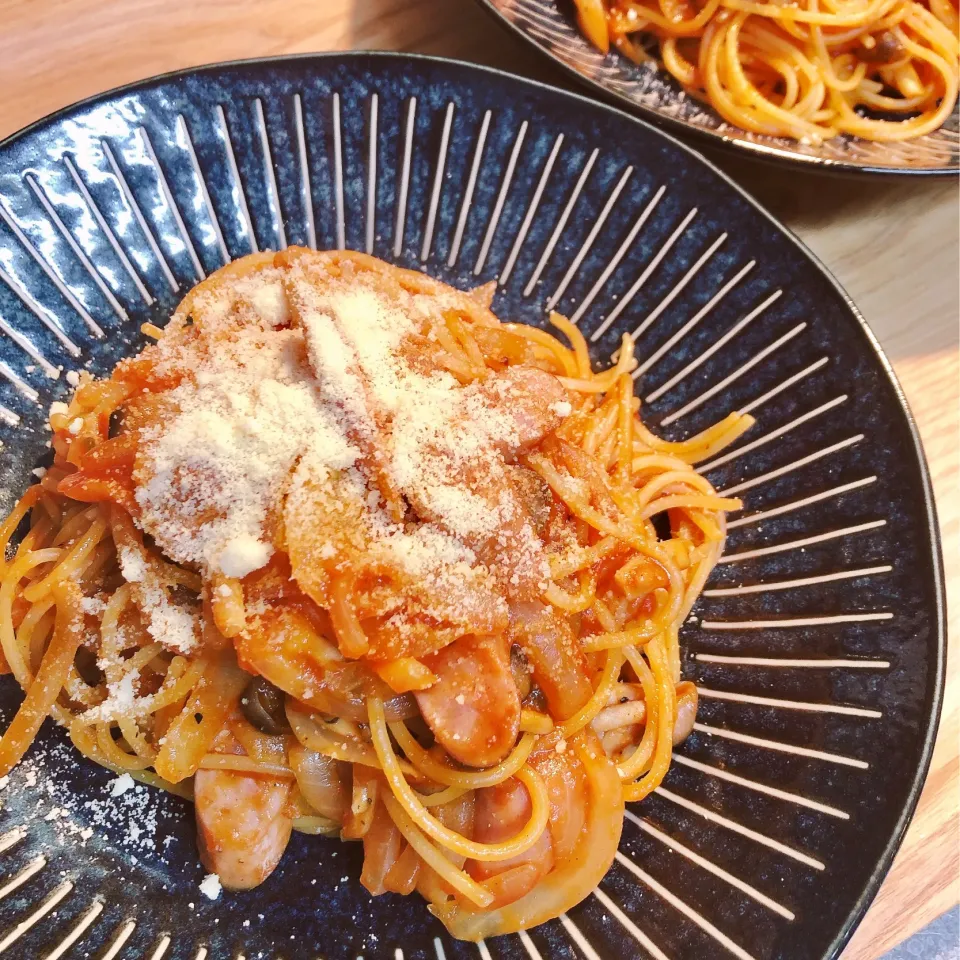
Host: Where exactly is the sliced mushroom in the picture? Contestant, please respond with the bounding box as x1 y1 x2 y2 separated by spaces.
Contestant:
240 676 289 735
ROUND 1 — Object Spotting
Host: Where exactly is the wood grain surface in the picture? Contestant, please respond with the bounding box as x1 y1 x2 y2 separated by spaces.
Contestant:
0 0 956 955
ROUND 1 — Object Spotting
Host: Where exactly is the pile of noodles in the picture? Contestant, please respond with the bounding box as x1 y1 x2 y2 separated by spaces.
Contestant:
575 0 959 143
0 250 752 939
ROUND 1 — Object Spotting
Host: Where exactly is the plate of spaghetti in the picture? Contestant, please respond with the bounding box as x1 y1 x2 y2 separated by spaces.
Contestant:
478 0 960 171
0 53 944 960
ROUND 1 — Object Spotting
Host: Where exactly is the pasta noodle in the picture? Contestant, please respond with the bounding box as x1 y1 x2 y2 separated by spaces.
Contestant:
0 249 750 938
573 0 959 142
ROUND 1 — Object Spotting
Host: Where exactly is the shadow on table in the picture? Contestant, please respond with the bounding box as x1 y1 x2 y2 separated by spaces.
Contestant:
882 906 960 960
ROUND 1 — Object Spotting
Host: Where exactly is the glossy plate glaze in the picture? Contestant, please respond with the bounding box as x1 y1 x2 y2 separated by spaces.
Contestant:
478 0 960 174
0 53 944 960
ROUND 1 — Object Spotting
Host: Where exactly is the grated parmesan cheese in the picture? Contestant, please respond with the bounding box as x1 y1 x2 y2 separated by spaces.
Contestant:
217 533 273 579
118 545 198 655
80 596 106 616
293 276 545 577
83 671 138 724
109 773 135 797
135 349 355 577
199 873 223 900
124 262 567 624
118 546 147 584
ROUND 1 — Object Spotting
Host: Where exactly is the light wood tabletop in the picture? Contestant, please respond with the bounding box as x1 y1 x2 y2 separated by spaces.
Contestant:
0 0 957 956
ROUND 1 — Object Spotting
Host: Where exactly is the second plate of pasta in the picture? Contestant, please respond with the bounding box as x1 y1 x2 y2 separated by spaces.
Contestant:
478 0 960 172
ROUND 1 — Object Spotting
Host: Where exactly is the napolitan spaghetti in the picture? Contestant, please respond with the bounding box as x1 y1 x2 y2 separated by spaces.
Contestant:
573 0 960 143
0 249 752 939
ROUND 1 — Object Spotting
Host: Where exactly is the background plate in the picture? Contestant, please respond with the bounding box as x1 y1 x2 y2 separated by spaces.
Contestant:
478 0 960 174
0 53 944 960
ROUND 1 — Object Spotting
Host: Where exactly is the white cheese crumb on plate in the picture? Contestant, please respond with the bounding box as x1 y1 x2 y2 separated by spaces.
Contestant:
199 873 223 901
108 773 136 797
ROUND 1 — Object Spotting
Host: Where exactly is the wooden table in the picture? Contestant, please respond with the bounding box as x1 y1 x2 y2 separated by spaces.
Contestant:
0 0 956 955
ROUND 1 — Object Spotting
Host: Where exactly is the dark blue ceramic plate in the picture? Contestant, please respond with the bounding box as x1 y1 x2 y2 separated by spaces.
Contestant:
478 0 960 174
0 53 944 960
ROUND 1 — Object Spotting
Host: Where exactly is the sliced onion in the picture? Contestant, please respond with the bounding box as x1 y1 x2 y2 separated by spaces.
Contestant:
672 681 698 746
288 743 351 822
432 729 623 939
361 799 403 895
303 681 419 724
292 815 341 836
